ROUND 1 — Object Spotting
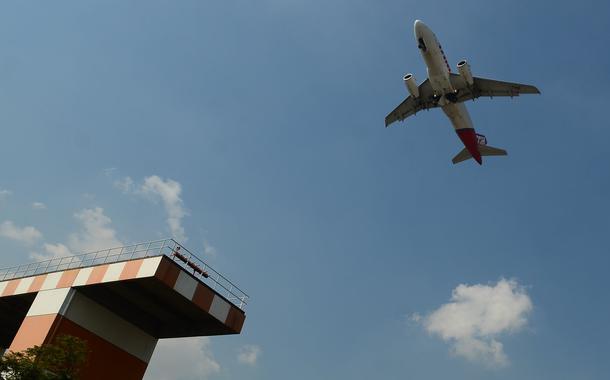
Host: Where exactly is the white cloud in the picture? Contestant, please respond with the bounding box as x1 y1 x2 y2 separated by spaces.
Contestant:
117 175 188 242
0 189 11 200
415 279 532 368
203 239 217 258
44 243 71 258
113 175 190 243
67 207 123 253
0 221 42 246
144 337 220 380
140 176 187 242
28 208 121 261
32 202 47 210
409 312 422 323
103 167 117 177
114 176 134 193
30 243 72 261
237 344 261 366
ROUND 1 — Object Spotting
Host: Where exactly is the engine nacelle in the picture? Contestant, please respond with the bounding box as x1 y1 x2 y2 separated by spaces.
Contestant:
403 73 419 98
457 60 474 86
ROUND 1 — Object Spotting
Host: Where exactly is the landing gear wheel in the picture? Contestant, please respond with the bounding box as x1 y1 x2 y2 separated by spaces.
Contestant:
445 90 459 103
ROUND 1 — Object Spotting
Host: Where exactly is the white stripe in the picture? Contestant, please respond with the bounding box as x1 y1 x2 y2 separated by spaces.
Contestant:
72 267 94 287
102 262 126 283
0 281 8 295
209 295 230 323
174 271 197 300
14 277 35 295
64 292 157 362
41 272 63 290
136 256 162 278
27 288 73 317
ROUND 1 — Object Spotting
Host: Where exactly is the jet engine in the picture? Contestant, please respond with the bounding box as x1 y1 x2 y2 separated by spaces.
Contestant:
403 74 419 98
457 60 474 86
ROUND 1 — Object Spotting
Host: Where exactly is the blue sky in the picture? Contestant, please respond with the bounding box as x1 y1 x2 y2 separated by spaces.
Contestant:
1 0 610 379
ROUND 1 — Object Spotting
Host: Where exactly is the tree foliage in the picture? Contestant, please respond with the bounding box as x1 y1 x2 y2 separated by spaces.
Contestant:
0 335 89 380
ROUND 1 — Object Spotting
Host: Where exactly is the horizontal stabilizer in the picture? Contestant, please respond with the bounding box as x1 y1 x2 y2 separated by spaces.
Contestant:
479 145 507 157
452 147 472 164
452 144 508 164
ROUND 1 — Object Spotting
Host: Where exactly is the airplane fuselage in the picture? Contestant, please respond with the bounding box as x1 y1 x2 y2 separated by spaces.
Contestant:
414 20 481 163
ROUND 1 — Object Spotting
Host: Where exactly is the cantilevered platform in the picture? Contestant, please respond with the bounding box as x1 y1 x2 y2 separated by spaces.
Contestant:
0 239 248 380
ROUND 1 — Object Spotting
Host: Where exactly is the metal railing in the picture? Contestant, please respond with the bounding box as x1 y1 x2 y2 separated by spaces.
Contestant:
0 239 249 310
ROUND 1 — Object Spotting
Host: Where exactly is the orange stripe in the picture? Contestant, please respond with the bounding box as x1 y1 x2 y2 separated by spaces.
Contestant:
86 265 109 285
52 317 149 380
28 275 47 293
119 259 144 280
9 314 59 351
57 269 80 288
10 314 149 380
2 279 20 296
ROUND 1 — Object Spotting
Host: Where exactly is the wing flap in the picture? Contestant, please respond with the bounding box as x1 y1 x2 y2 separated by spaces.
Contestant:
473 77 540 97
449 73 540 102
385 79 437 127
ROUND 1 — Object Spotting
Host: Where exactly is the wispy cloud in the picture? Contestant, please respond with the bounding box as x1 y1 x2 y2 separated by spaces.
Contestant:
114 176 134 193
43 243 71 258
203 239 217 258
0 221 43 246
412 279 532 368
67 207 123 253
144 337 220 380
0 189 12 200
30 207 122 261
30 243 72 262
103 167 117 177
32 202 47 210
140 176 187 242
237 344 262 366
116 175 188 242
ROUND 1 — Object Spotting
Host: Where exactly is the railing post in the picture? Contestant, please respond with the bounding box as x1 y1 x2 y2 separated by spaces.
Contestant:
144 241 152 258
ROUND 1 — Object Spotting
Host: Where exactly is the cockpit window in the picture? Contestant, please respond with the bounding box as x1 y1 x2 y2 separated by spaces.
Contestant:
418 38 427 52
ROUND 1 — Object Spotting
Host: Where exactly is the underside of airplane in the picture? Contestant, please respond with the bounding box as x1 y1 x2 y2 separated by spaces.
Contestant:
385 20 540 165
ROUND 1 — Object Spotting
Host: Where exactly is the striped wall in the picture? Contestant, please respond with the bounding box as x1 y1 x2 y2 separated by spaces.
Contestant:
0 256 162 297
1 255 246 380
9 288 155 380
0 256 245 333
153 257 245 332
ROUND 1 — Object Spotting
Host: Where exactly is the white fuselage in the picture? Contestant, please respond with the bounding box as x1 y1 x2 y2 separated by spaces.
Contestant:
414 20 473 132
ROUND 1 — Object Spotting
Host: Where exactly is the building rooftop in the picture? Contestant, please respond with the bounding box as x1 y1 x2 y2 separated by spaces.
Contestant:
0 239 248 310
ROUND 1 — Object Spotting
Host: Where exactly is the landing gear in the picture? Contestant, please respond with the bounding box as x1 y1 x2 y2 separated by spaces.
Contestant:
445 90 459 103
432 91 459 106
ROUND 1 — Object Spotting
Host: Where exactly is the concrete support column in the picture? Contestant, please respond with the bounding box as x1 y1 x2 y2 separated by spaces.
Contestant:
9 288 157 380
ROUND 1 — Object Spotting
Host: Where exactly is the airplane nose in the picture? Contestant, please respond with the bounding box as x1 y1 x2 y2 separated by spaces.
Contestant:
414 20 426 36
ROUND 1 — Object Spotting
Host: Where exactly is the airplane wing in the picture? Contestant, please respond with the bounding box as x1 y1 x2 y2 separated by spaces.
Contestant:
385 79 437 127
450 73 540 102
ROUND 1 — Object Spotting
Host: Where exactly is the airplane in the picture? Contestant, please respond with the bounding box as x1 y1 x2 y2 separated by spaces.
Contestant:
385 20 540 165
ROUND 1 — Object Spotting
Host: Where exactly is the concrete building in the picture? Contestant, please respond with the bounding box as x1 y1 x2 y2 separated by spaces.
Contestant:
0 239 248 379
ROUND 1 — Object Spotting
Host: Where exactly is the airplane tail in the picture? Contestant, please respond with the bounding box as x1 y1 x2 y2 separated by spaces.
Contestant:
452 144 507 164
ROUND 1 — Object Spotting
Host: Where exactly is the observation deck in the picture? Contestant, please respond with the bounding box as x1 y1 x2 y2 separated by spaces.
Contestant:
0 239 248 379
